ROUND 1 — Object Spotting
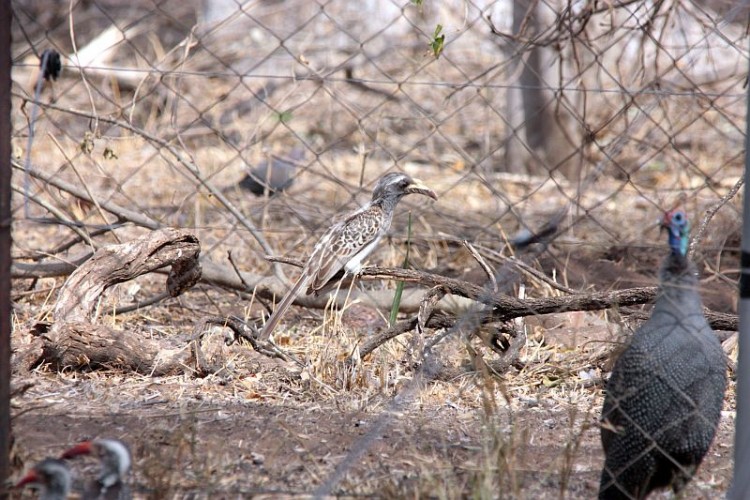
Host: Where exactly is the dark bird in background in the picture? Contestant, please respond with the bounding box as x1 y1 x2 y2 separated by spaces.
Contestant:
15 458 72 500
238 147 304 196
509 207 567 250
599 208 727 499
39 49 62 82
258 172 438 340
62 438 132 500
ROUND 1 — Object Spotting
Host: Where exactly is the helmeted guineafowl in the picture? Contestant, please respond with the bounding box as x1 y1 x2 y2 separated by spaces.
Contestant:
598 208 727 499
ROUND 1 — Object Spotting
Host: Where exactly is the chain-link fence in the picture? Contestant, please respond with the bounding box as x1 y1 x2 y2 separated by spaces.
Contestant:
7 0 746 497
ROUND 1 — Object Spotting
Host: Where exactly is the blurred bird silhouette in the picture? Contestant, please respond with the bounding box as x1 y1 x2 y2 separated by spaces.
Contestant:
238 147 304 196
62 438 132 500
16 458 72 500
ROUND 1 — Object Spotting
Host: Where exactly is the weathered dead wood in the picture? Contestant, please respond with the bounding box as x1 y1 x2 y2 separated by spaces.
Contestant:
51 228 201 324
39 318 257 376
358 266 737 331
41 322 182 375
36 229 206 374
18 227 737 371
349 265 737 360
199 316 300 366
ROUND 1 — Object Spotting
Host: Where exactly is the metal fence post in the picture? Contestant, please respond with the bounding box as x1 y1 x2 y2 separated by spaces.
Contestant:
0 0 13 497
729 35 750 499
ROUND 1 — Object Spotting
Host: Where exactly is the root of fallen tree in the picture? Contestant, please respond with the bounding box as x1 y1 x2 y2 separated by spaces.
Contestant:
23 228 205 375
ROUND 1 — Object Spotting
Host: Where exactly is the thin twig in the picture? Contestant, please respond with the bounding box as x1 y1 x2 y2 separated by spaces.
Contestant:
12 159 160 229
265 254 304 268
114 292 171 315
48 133 121 243
227 250 253 291
463 240 497 293
34 226 112 259
689 175 744 257
68 0 99 135
484 249 578 295
11 184 94 245
201 316 302 365
12 253 92 278
17 101 287 285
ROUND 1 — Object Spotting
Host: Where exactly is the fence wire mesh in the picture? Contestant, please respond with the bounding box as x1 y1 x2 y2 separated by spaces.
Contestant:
7 0 747 497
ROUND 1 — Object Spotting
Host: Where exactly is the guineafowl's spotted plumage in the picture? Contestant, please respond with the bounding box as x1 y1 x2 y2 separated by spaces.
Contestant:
599 209 727 499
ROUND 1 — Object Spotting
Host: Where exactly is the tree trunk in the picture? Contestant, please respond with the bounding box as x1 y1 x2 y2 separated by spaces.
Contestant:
504 0 582 180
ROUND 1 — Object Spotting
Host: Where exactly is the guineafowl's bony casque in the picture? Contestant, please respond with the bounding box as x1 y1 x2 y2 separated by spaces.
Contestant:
599 208 727 499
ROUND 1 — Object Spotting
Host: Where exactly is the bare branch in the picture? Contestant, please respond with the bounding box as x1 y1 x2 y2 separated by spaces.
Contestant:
689 175 744 257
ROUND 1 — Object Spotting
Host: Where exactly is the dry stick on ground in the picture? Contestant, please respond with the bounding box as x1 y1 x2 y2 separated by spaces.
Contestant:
15 233 736 337
352 266 737 357
463 240 497 292
261 256 738 334
32 228 208 374
198 316 300 365
361 266 736 328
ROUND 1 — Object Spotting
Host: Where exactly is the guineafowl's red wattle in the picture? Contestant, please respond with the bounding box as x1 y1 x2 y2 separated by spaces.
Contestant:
599 208 727 499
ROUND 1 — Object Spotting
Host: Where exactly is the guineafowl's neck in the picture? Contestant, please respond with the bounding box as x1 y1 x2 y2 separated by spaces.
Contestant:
655 251 704 311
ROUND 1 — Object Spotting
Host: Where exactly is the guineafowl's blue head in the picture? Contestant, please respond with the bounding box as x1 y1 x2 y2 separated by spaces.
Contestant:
662 208 689 257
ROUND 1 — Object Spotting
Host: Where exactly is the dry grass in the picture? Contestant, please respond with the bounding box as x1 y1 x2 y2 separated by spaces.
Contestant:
8 0 745 497
8 156 740 496
10 157 741 497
